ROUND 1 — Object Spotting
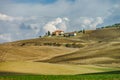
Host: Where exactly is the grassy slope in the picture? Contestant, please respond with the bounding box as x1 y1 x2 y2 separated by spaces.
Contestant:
41 28 120 67
0 70 120 80
0 28 120 75
81 28 120 41
0 46 78 61
0 74 120 80
42 41 120 66
0 62 118 75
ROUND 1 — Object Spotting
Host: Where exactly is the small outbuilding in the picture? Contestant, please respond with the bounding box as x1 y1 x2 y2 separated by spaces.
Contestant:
64 32 77 37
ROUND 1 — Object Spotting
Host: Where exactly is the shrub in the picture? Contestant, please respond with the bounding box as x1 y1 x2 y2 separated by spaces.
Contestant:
65 43 72 48
65 43 84 48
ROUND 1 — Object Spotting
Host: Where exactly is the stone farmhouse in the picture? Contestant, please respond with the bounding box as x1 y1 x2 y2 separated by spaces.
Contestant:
52 30 64 36
52 30 77 37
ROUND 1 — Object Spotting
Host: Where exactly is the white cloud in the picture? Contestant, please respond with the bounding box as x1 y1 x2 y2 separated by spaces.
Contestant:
77 17 103 30
0 13 24 21
91 17 103 29
103 4 120 25
83 19 93 25
58 17 69 31
0 13 14 21
43 17 69 32
0 33 12 42
0 0 119 43
63 17 69 21
0 0 113 17
29 24 40 34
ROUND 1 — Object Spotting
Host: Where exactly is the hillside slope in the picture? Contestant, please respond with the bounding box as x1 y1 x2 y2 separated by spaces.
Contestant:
41 41 120 67
81 28 120 41
0 45 78 62
0 27 120 75
39 28 120 67
0 28 120 66
0 62 119 75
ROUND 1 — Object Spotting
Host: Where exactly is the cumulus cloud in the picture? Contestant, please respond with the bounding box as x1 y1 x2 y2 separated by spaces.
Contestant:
0 14 44 43
0 33 12 42
0 13 14 21
75 17 103 30
103 4 120 25
20 23 40 32
0 13 23 21
43 17 69 32
90 17 103 29
29 24 41 34
0 0 119 43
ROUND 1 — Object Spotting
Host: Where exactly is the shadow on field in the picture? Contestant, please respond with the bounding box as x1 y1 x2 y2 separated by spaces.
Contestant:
0 70 120 76
0 71 33 76
81 70 120 75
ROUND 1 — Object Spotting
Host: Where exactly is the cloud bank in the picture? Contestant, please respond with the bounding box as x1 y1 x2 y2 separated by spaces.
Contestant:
80 17 103 30
0 13 23 21
0 0 120 43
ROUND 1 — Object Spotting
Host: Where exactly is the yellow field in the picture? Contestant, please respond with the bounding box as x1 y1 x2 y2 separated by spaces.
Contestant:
0 28 120 75
0 46 78 61
43 41 120 67
0 62 118 75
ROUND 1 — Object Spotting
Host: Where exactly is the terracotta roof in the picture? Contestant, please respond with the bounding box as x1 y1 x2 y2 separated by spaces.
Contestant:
54 30 64 32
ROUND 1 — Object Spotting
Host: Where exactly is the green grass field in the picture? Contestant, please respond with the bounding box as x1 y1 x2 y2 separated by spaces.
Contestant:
0 72 120 80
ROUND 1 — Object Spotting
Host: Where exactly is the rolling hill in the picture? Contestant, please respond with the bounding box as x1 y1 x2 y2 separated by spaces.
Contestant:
0 27 120 75
40 28 120 67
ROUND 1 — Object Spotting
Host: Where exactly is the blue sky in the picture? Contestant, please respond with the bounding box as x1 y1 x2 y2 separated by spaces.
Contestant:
0 0 120 43
13 0 57 4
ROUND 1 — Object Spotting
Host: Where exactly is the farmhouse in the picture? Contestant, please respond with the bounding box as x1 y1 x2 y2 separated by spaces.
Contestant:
64 32 77 37
52 30 64 36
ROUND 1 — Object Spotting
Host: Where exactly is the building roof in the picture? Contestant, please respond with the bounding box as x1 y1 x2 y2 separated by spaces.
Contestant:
54 30 64 32
65 32 76 34
52 30 64 34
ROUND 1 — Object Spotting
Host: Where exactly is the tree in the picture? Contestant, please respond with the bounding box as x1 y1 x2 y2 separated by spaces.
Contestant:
83 29 85 34
39 36 41 38
47 31 51 36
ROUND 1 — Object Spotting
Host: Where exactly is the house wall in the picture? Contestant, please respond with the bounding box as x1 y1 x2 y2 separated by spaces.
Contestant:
64 33 77 37
52 31 64 36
